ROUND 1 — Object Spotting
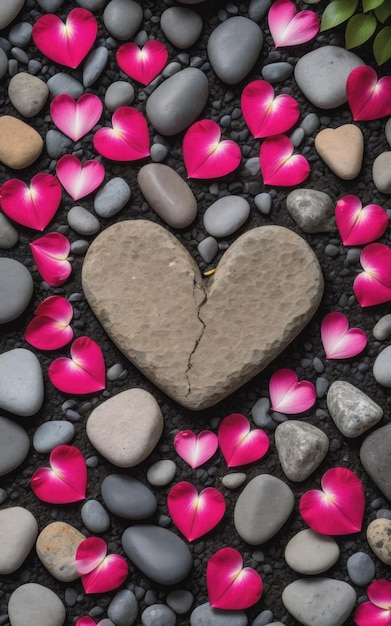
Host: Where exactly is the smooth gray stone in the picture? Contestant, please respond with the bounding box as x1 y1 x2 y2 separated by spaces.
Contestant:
0 416 30 476
147 459 176 487
0 48 7 79
254 192 272 215
141 605 176 626
9 23 32 47
107 589 138 626
0 258 33 323
0 507 38 574
286 189 335 233
203 196 250 237
146 67 209 135
150 143 168 162
83 46 108 87
285 529 340 575
301 112 320 135
122 525 193 584
28 59 42 75
327 381 383 438
249 0 271 21
282 578 356 626
0 0 24 29
105 81 134 112
347 552 375 586
275 421 329 482
166 590 193 614
386 118 391 148
94 177 131 218
76 0 108 8
244 156 260 176
221 472 247 489
290 127 305 147
0 349 44 416
360 423 391 501
47 73 84 98
190 603 247 626
103 0 143 40
46 129 73 159
106 362 123 381
295 46 365 109
102 474 157 520
71 240 89 255
373 345 391 386
251 396 275 429
373 151 391 194
11 46 28 63
197 236 218 263
161 7 203 49
33 420 75 453
0 213 18 249
252 610 274 626
207 17 263 84
37 0 64 9
234 474 294 544
373 314 391 340
8 583 66 626
262 62 292 83
67 206 100 235
81 500 110 533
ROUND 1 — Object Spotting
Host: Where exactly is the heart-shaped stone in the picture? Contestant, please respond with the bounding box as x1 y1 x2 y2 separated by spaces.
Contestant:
82 220 323 411
315 124 364 180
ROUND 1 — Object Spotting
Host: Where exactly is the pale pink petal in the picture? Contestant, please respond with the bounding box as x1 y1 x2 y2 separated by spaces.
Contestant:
174 430 218 469
80 554 128 594
206 547 263 610
56 155 105 201
183 120 241 179
269 369 316 413
50 94 103 141
116 40 168 85
336 195 388 246
241 80 300 139
48 336 106 394
31 445 87 504
218 413 269 467
347 66 391 121
76 537 107 576
260 134 310 186
321 312 367 359
167 482 226 541
268 0 320 47
354 602 391 626
93 107 150 161
30 232 72 287
368 580 391 609
0 174 62 231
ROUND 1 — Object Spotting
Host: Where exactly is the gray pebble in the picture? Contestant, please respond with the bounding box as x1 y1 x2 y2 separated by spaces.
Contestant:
244 156 260 176
316 376 329 398
8 59 18 76
347 552 375 586
76 0 108 8
386 118 391 147
0 0 24 30
254 192 272 215
373 345 391 386
71 240 89 254
81 500 110 533
102 474 157 520
0 259 33 324
33 421 75 453
107 363 123 381
290 127 305 147
262 62 293 83
197 236 218 263
161 7 203 49
37 0 64 9
8 583 66 626
46 130 73 159
0 350 43 416
0 213 18 249
190 602 247 626
327 381 383 438
27 59 41 75
141 604 176 626
103 0 143 40
248 0 271 21
64 587 77 607
221 472 247 489
150 143 168 162
275 421 329 482
94 177 131 218
8 72 49 117
301 112 320 135
9 23 32 48
162 62 181 79
0 417 30 476
105 81 134 112
107 589 138 626
11 47 28 64
204 196 250 237
0 48 7 79
285 529 339 575
0 507 38 575
373 314 391 341
47 73 84 98
67 206 100 235
147 460 176 487
287 189 335 233
83 46 108 88
251 396 275 429
251 611 274 626
373 151 391 194
360 423 391 501
166 590 193 615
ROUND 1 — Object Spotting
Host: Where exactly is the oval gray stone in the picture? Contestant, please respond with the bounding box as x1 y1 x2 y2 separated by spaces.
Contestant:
94 177 131 218
47 73 84 98
207 17 263 84
221 472 247 489
373 314 391 341
327 380 383 438
147 459 176 486
76 0 108 8
0 507 38 574
166 590 193 614
9 22 32 48
0 258 33 323
197 236 218 263
108 589 138 626
285 529 340 575
347 552 375 586
103 0 143 40
386 118 391 148
0 0 24 30
262 62 293 83
275 420 329 482
122 525 193 584
141 605 176 626
8 583 66 626
67 206 100 235
373 151 391 194
138 164 197 228
161 7 203 49
286 189 335 233
83 46 108 88
101 474 157 520
360 423 391 501
203 196 250 237
234 474 294 544
146 68 209 135
190 602 248 626
46 129 73 159
8 72 48 117
81 499 110 533
104 81 135 112
282 578 356 626
0 349 44 416
373 344 391 386
0 416 30 475
33 420 75 454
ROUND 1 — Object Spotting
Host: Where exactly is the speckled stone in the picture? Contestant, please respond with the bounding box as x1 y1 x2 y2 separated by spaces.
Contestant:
286 189 335 233
367 518 391 565
0 507 38 574
282 578 356 626
360 423 391 501
36 522 86 582
285 529 340 575
8 583 66 626
275 420 329 481
327 381 383 437
0 115 43 168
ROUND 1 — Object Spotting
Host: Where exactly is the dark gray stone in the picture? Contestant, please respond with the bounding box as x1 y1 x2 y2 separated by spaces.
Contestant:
190 603 247 626
47 73 84 98
262 62 293 83
0 259 33 323
360 424 391 501
107 589 138 626
0 417 30 476
105 81 135 112
81 500 110 533
102 474 157 520
103 0 143 40
94 177 131 218
83 46 109 88
161 7 203 49
141 604 176 626
347 552 375 586
33 420 75 453
286 189 335 233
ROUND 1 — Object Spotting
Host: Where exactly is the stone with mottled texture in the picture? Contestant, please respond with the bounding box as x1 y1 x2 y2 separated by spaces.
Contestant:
8 73 49 117
36 522 86 582
275 421 329 481
327 381 383 438
286 189 335 233
367 519 391 565
360 424 391 501
282 578 356 626
82 221 323 411
8 583 66 626
0 507 38 574
285 529 340 575
315 125 364 180
0 116 43 169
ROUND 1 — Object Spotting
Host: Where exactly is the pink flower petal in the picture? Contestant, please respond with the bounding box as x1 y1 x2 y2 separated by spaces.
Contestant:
75 619 97 626
30 232 71 287
76 537 108 576
206 547 263 610
56 155 105 201
50 94 103 142
183 119 241 179
32 8 97 69
116 40 168 85
80 554 128 594
31 444 87 504
353 243 391 307
218 413 269 467
347 66 391 122
167 482 226 541
174 430 218 469
321 312 367 359
268 0 320 47
300 467 365 535
335 194 388 246
241 80 300 139
269 369 316 414
0 174 62 231
354 601 391 626
368 580 391 610
25 296 74 350
93 106 150 161
259 134 310 186
48 336 106 394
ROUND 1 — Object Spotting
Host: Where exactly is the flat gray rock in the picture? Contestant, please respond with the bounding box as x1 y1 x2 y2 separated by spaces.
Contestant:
373 345 391 386
294 46 365 109
33 420 75 453
0 258 33 323
190 602 248 626
0 507 38 574
101 474 157 520
373 151 391 194
122 525 193 584
0 0 24 29
103 0 143 40
360 423 391 501
282 578 356 626
275 420 329 482
8 72 48 117
94 177 131 218
0 416 30 475
285 529 340 575
286 189 335 233
0 349 44 416
203 196 250 237
327 380 383 437
146 68 209 136
8 583 66 626
161 7 203 49
207 17 263 84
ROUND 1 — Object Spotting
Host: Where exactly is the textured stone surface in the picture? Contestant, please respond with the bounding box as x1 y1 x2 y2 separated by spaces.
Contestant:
8 583 66 626
0 507 38 574
285 529 340 575
275 420 329 481
36 522 86 582
367 518 391 565
82 221 323 411
360 423 391 501
0 116 43 169
327 380 383 438
8 72 49 117
315 125 364 180
0 416 30 476
282 578 356 626
286 189 335 233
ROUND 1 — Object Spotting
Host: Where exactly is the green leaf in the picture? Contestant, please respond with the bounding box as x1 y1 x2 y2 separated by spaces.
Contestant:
345 13 377 47
373 26 391 63
375 0 391 21
362 0 383 12
320 0 358 30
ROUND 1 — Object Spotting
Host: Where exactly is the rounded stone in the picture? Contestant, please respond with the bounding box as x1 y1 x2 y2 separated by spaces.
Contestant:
347 552 375 586
275 420 329 482
36 522 86 582
315 124 364 180
138 164 197 228
0 214 17 249
0 115 43 169
373 314 391 341
327 380 383 438
367 518 391 565
8 73 49 117
146 68 209 136
107 589 138 626
203 196 250 237
94 177 131 218
286 189 335 233
197 236 218 263
373 151 391 194
386 118 391 148
285 529 340 575
101 474 157 520
190 602 247 626
0 348 44 416
81 500 110 533
46 129 73 159
0 507 38 574
373 344 391 386
105 81 135 112
0 417 30 476
141 604 176 626
47 73 84 98
8 583 66 626
103 0 143 40
33 420 75 453
9 22 32 47
83 46 108 88
360 423 391 501
0 0 24 29
261 62 293 83
161 7 203 49
166 590 194 614
76 0 108 7
0 258 33 323
86 389 164 468
282 578 356 626
221 473 247 489
147 459 177 486
67 206 101 235
0 47 8 80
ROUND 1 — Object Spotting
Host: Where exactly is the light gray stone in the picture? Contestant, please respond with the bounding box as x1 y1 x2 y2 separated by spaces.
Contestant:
360 423 391 501
107 589 138 626
0 507 38 574
282 578 356 626
76 0 108 8
47 73 84 98
94 177 131 218
9 22 32 47
197 237 218 263
327 381 383 438
0 0 24 30
221 472 246 489
150 143 168 162
262 62 292 83
249 0 271 21
275 420 329 481
141 605 176 626
8 583 66 626
161 7 203 49
0 416 30 476
203 196 250 237
104 81 135 112
0 258 33 323
254 193 272 215
83 46 109 88
374 314 391 341
101 474 157 520
286 189 335 233
347 552 375 586
285 529 340 575
166 590 193 614
0 47 8 79
373 151 391 194
147 459 176 486
33 420 75 453
103 0 143 40
0 349 44 416
190 602 248 626
81 500 110 533
45 129 72 159
37 0 64 9
67 206 100 235
386 117 391 147
301 113 320 135
373 345 391 386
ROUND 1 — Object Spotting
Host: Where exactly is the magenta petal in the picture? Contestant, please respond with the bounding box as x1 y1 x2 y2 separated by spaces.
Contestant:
268 0 320 47
321 312 367 359
206 547 263 610
50 94 103 141
260 134 310 186
354 243 391 307
167 482 226 541
76 537 108 576
75 619 97 626
116 40 168 85
30 232 71 287
48 336 106 395
31 445 87 504
347 66 391 122
335 195 388 246
269 368 316 414
354 602 391 626
241 80 300 139
218 413 269 467
0 174 62 231
93 106 150 161
56 155 105 201
174 430 218 469
368 580 391 609
80 554 128 594
183 119 241 179
25 296 73 350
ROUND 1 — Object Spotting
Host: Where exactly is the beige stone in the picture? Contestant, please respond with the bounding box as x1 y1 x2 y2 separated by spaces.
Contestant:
8 73 49 118
367 518 391 565
0 116 43 169
36 522 86 582
86 388 164 467
315 124 364 180
82 220 323 411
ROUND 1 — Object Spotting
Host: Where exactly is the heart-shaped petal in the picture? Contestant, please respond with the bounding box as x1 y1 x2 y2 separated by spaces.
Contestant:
174 430 218 469
76 619 97 626
299 467 365 535
50 94 103 142
268 0 320 47
93 106 150 161
260 134 310 186
321 312 367 359
0 174 62 231
269 368 316 414
206 547 263 610
335 194 388 246
56 155 105 201
183 119 241 179
367 580 391 610
355 599 391 626
241 80 300 139
347 66 391 121
116 40 168 85
24 296 73 350
48 336 106 394
353 243 391 307
30 232 72 287
32 8 97 69
218 413 269 467
31 444 87 504
167 482 226 541
76 537 128 594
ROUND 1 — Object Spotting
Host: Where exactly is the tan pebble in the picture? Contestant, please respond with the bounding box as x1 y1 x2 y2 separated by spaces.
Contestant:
367 518 391 565
36 521 86 582
0 116 43 169
315 124 364 180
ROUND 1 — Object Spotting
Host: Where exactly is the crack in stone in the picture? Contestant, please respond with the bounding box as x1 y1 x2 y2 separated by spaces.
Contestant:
185 278 207 396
